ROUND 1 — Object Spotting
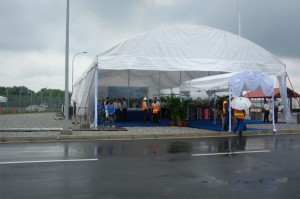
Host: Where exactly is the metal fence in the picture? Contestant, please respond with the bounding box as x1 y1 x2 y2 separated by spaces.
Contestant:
0 94 66 114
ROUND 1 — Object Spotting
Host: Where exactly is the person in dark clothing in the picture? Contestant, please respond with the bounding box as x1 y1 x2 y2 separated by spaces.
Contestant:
122 98 128 122
222 96 229 131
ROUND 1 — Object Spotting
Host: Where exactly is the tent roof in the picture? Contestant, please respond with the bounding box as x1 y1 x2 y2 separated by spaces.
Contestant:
96 25 285 75
244 88 300 98
180 72 235 91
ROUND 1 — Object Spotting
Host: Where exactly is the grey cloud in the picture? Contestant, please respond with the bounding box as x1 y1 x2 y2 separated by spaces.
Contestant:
0 0 66 52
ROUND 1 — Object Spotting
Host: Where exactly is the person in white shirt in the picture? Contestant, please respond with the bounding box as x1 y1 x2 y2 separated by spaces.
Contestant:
122 98 128 122
104 97 109 122
263 100 270 122
115 99 122 122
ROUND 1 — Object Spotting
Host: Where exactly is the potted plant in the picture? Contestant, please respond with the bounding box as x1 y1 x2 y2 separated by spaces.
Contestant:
180 99 193 127
165 94 181 126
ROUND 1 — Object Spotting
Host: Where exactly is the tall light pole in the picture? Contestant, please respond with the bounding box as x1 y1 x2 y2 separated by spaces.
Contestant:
237 0 241 36
63 0 71 133
72 51 87 93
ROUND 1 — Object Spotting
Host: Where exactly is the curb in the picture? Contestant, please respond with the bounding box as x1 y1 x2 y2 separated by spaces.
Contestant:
0 130 299 143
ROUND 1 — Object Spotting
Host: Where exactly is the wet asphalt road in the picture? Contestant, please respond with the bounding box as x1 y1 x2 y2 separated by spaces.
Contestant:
1 135 300 199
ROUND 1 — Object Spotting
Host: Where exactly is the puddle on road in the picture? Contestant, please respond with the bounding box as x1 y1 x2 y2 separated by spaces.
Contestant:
227 177 288 185
167 142 192 153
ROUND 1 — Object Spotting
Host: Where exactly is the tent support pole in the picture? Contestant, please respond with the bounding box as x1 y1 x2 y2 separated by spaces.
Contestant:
272 92 277 133
213 93 217 124
179 71 182 100
229 90 232 132
94 58 99 128
159 71 161 99
128 70 130 107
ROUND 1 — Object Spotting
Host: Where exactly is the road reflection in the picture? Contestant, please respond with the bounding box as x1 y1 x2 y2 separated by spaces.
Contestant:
59 134 300 159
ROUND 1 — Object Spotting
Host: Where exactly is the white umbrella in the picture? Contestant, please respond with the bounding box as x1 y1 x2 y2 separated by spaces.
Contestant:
231 97 252 110
0 96 7 103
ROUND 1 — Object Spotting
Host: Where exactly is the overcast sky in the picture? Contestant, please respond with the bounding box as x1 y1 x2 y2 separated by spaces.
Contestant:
0 0 299 93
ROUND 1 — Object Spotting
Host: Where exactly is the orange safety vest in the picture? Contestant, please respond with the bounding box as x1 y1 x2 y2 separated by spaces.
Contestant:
222 100 228 115
142 101 147 111
234 109 245 119
152 103 159 114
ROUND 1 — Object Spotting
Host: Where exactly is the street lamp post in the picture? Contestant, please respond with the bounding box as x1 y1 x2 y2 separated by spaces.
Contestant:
72 51 87 93
63 0 71 133
6 89 8 113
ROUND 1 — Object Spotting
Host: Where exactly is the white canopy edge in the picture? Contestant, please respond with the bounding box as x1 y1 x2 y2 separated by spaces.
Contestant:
228 70 274 96
180 73 236 91
227 70 275 132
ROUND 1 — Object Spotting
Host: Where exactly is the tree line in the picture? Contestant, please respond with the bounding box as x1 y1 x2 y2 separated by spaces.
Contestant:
0 86 70 97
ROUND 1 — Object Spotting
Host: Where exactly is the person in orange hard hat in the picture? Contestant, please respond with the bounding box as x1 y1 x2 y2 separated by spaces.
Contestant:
142 97 148 123
152 98 159 123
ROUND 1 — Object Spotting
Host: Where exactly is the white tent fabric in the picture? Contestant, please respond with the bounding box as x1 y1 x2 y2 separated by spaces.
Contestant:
95 26 285 75
71 25 288 126
228 70 274 96
227 70 277 132
180 70 292 123
180 73 236 91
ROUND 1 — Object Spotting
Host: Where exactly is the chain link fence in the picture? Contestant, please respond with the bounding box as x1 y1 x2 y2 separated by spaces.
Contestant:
0 94 66 114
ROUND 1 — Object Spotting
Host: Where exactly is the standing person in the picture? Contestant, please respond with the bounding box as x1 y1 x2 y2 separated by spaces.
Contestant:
97 99 104 126
222 96 229 131
152 98 159 123
160 98 167 120
274 99 279 123
155 97 161 122
142 97 148 123
233 109 246 136
263 100 270 122
122 98 128 122
107 100 115 127
104 97 109 122
115 99 122 122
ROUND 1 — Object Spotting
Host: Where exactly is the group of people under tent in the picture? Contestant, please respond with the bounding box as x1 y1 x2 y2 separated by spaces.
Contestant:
222 96 280 137
141 96 168 124
96 96 168 127
97 97 128 127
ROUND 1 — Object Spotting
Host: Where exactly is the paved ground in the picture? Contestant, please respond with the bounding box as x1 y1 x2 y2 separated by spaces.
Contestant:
0 112 300 142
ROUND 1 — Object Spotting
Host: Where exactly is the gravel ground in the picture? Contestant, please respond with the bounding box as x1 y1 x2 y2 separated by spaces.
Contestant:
1 112 300 139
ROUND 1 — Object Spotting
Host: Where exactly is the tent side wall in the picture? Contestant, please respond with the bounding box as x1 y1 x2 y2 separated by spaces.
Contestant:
278 75 293 123
72 65 96 117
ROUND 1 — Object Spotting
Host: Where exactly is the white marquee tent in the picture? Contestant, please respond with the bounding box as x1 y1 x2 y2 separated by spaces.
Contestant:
0 96 7 103
71 25 288 127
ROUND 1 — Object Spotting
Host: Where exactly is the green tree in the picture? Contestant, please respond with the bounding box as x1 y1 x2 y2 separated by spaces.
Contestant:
0 86 34 95
35 88 70 97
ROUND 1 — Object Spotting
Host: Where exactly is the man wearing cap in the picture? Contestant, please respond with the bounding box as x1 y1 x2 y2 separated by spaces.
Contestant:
222 96 229 131
142 97 148 123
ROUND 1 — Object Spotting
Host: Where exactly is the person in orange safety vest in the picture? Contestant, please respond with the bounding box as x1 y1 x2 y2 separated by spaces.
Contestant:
152 99 159 123
142 97 148 123
233 109 245 136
